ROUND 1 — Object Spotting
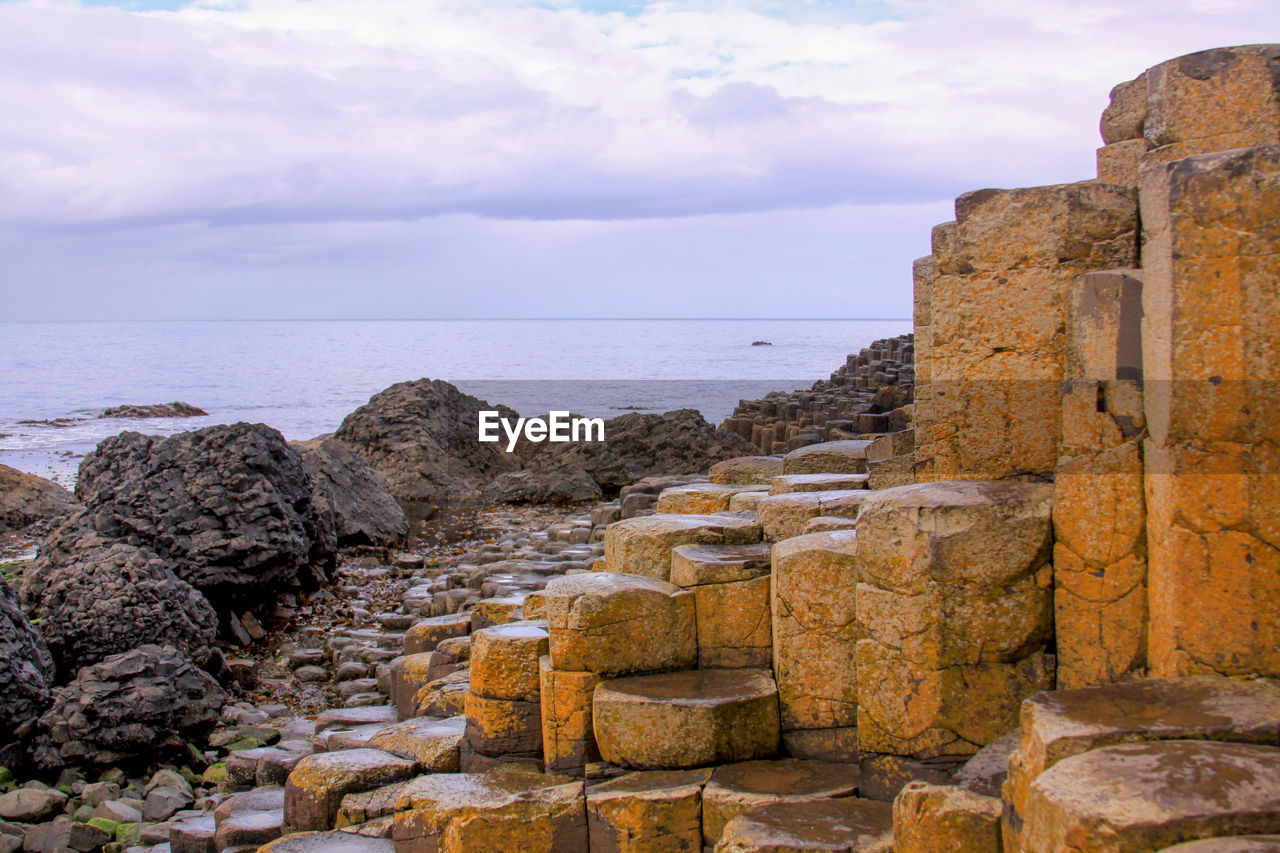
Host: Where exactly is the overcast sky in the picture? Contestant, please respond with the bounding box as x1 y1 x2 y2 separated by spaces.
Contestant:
1 0 1276 320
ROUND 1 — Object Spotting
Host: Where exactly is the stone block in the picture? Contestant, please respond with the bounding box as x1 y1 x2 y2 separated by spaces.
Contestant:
914 255 936 386
709 456 784 485
780 726 859 763
655 484 767 514
801 515 859 534
892 781 1001 853
543 573 696 677
585 769 710 853
366 716 465 772
714 799 893 853
757 490 871 541
1101 73 1147 144
781 440 873 475
283 749 417 833
689 574 772 669
469 622 549 702
414 671 469 718
603 513 762 580
335 780 409 829
670 543 771 587
470 595 525 631
539 657 602 776
403 614 471 656
391 765 586 853
592 669 780 770
768 473 869 494
701 759 859 847
1097 138 1146 186
868 453 915 490
389 654 436 719
262 832 392 853
463 691 542 758
770 531 860 738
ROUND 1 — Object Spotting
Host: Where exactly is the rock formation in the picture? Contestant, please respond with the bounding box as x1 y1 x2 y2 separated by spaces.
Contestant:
292 438 409 547
0 464 73 535
0 579 53 745
99 402 208 419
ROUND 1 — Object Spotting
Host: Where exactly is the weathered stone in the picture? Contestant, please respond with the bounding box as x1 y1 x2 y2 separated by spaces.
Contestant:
389 654 436 719
769 473 869 494
757 491 871 541
603 513 762 581
770 531 859 742
1101 73 1148 144
585 769 710 853
593 669 780 770
261 831 393 853
714 798 893 853
892 781 1001 853
366 716 465 771
656 484 767 514
415 671 470 719
292 438 409 547
781 440 873 475
469 623 549 701
1020 741 1280 853
670 543 771 587
463 691 542 758
728 491 769 513
470 595 525 631
214 805 284 850
0 787 67 822
539 657 602 776
284 749 416 832
693 574 772 669
1097 138 1146 186
857 753 965 803
802 516 859 534
0 464 72 535
226 747 304 786
914 255 936 387
1157 839 1280 852
522 591 547 620
403 614 471 656
315 706 400 734
391 765 586 853
169 815 218 853
0 578 52 743
702 759 860 847
781 727 860 763
709 456 784 486
1140 144 1280 679
544 573 695 677
334 779 408 829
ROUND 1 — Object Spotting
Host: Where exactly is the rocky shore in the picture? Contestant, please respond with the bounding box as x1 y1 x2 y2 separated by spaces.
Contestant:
2 42 1280 853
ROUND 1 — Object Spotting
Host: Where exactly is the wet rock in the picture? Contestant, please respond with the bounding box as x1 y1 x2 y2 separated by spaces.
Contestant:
715 798 894 853
603 513 762 581
0 578 53 743
99 402 207 419
261 831 393 853
0 464 73 535
36 644 226 768
291 439 408 548
25 540 218 675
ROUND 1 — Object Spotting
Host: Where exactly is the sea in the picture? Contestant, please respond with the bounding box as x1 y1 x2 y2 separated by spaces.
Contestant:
0 319 911 488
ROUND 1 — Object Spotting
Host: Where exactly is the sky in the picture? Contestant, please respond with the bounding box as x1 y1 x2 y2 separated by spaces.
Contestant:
1 0 1277 320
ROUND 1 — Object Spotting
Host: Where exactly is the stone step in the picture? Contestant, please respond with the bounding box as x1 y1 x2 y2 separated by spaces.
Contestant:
603 513 763 580
781 439 874 475
756 491 871 541
655 484 771 514
315 707 399 735
702 759 860 847
802 515 858 534
260 831 393 853
402 613 471 656
1019 741 1280 852
769 473 870 494
867 453 915 489
388 654 435 718
670 543 773 670
365 716 465 772
391 764 586 852
1157 839 1280 852
709 456 785 485
670 543 772 587
715 797 893 852
317 723 393 753
284 749 418 833
413 670 470 718
470 622 550 702
334 781 411 830
592 669 780 770
585 769 711 851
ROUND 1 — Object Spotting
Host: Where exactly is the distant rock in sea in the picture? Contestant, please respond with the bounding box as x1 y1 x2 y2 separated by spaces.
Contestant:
752 340 772 346
99 401 208 419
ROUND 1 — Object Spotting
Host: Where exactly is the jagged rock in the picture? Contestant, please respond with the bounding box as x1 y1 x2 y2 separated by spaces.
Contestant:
334 379 522 503
50 423 335 603
292 439 408 548
36 644 226 768
99 402 207 419
25 540 217 676
0 578 53 743
0 464 73 535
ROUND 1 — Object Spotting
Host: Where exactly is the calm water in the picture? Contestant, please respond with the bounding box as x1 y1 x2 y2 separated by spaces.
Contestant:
0 319 910 485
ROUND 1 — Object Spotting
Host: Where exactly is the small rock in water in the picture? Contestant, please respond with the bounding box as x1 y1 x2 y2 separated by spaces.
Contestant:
751 340 773 346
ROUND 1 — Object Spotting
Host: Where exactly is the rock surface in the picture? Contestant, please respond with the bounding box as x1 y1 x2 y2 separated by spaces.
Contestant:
36 644 226 768
99 402 207 419
292 438 409 547
0 464 73 535
0 579 53 743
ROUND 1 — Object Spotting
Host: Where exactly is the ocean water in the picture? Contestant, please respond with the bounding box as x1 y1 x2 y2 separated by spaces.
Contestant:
0 319 910 486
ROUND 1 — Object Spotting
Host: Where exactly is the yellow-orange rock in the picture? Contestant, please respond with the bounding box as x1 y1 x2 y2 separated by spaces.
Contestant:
539 656 602 776
769 473 869 494
414 671 470 718
757 490 871 541
390 653 436 719
366 716 465 772
701 759 859 847
284 749 417 832
404 613 471 656
603 513 762 580
714 799 893 853
710 456 785 485
469 622 549 702
463 691 541 758
892 782 1001 853
781 440 873 475
585 769 710 852
470 595 525 631
656 484 768 514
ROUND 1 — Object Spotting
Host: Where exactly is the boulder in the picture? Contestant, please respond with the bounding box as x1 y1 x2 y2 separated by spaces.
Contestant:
292 439 409 547
0 464 73 535
715 798 894 853
586 769 711 853
36 644 226 768
99 402 207 419
701 759 861 847
0 578 53 743
284 748 417 832
334 379 522 503
59 423 335 602
25 540 217 675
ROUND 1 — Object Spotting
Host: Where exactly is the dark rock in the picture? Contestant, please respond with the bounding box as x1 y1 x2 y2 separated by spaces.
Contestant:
0 579 53 743
334 379 522 503
482 467 603 504
0 465 73 536
23 539 217 676
35 644 226 769
99 402 207 419
290 439 408 548
63 423 335 603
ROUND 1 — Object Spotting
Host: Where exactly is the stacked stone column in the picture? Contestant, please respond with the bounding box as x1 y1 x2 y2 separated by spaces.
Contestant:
463 622 549 768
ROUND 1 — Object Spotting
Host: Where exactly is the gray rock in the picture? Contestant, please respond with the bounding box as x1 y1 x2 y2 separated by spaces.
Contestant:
0 579 53 743
19 816 72 853
35 644 226 768
80 783 121 807
142 787 191 822
92 800 142 824
0 787 67 822
23 539 217 676
291 439 408 548
0 464 73 536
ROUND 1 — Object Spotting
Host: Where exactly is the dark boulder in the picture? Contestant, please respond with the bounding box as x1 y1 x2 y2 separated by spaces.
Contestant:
335 379 521 503
36 644 226 769
291 438 409 547
99 402 207 419
71 423 335 602
0 464 73 536
0 579 53 744
24 537 218 677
